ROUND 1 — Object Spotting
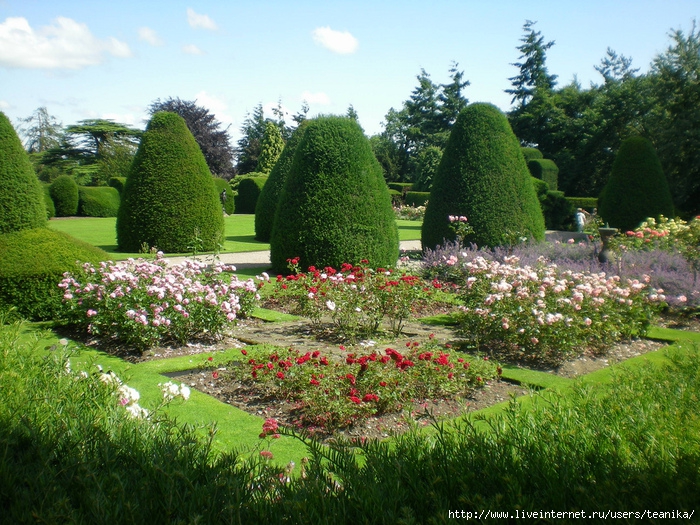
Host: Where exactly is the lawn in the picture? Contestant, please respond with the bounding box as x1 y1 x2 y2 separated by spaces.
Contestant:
48 215 423 259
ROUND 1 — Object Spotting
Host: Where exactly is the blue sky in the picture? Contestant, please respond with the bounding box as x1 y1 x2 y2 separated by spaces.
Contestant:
0 1 697 143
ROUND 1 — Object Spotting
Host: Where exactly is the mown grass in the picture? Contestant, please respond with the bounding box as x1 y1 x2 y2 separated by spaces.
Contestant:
48 216 423 260
2 318 698 523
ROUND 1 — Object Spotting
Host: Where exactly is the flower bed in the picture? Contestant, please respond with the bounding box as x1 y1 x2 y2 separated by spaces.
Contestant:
58 254 266 351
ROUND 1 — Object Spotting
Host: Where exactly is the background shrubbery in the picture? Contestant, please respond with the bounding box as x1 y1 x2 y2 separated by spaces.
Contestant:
234 175 267 215
49 175 79 217
78 186 120 217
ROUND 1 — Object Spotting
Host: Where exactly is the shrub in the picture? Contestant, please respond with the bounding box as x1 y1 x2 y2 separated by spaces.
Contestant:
234 176 267 214
116 112 224 253
405 191 430 207
255 122 309 242
0 228 107 320
411 146 443 191
541 190 574 230
212 177 235 214
270 116 399 273
422 103 545 250
387 182 413 193
0 111 47 233
598 136 675 231
108 176 127 193
521 146 543 161
528 158 559 191
78 186 120 217
49 175 79 217
42 184 55 219
566 196 598 211
255 121 285 174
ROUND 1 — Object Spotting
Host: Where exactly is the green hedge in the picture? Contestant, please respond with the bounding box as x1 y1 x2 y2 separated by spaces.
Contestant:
422 103 545 249
0 111 47 233
528 158 559 191
42 184 55 219
116 112 224 253
598 136 674 231
388 182 413 193
234 176 267 214
270 116 398 273
0 228 108 320
50 175 79 217
212 177 235 215
109 177 127 193
566 197 598 210
405 191 430 207
521 147 543 161
78 186 120 217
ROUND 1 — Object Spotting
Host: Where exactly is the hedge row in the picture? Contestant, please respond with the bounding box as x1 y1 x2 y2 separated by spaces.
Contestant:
234 176 267 215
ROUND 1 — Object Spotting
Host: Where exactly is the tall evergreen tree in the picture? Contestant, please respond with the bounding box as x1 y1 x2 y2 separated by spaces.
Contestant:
506 20 558 106
236 104 266 175
255 121 285 174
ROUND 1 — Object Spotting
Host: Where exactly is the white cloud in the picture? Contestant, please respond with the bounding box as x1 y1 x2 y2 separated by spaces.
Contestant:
138 26 163 46
187 8 218 31
301 91 331 105
0 100 10 110
182 44 204 55
0 16 132 69
311 26 358 54
194 91 235 128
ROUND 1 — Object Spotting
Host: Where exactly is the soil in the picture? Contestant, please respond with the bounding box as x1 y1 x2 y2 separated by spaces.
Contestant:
110 309 670 443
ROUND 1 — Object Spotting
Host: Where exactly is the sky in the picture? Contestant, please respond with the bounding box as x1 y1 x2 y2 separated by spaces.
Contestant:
0 0 697 145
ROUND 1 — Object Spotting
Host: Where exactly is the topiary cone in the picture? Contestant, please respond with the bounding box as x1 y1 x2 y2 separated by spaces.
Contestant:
116 112 224 253
598 136 674 232
422 103 545 250
0 111 47 233
269 116 398 273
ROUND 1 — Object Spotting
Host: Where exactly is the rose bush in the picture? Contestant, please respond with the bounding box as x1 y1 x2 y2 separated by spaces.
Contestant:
59 254 266 351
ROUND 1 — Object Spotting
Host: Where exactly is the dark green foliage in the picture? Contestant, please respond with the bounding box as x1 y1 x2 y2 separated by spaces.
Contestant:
270 116 399 273
78 186 120 217
212 177 235 214
108 176 126 193
387 182 413 193
0 228 107 320
531 176 549 198
411 145 443 191
528 158 559 191
405 191 430 207
521 146 543 161
422 103 545 250
49 175 79 217
255 122 309 242
566 196 598 210
0 111 47 233
598 136 674 231
234 176 267 215
42 184 55 219
116 112 224 253
541 190 574 230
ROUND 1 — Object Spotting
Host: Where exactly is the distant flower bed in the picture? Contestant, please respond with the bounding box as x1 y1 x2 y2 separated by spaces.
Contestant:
59 254 266 351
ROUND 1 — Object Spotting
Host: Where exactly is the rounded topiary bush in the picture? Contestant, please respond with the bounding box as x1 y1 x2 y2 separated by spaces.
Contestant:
528 158 559 191
255 122 308 241
598 136 674 232
422 103 545 250
116 112 224 253
108 176 127 194
78 186 120 217
0 228 108 320
50 175 79 217
0 111 47 233
270 116 399 273
234 176 267 215
521 147 543 161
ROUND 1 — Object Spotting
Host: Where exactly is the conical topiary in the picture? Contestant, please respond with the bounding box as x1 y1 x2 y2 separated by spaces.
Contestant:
255 121 285 174
598 136 674 232
270 116 398 273
421 103 545 250
0 111 47 233
254 121 309 242
116 112 224 253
